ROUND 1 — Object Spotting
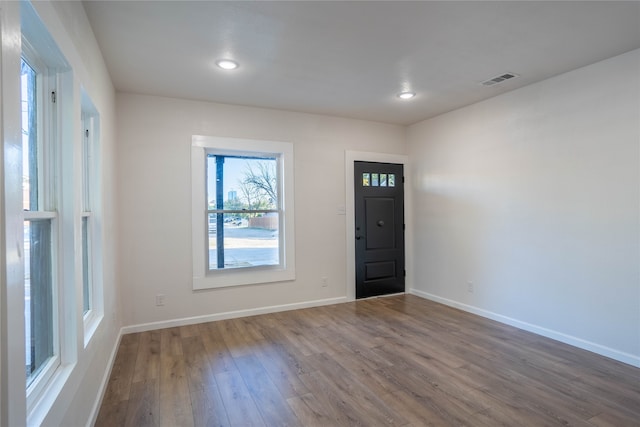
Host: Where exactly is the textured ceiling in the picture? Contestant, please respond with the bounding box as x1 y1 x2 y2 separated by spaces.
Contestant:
83 1 640 125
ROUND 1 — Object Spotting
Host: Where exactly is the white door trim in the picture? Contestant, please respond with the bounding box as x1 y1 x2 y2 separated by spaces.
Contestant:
345 151 411 301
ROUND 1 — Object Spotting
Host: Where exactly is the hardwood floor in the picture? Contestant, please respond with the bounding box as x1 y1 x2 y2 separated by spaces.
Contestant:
95 295 640 426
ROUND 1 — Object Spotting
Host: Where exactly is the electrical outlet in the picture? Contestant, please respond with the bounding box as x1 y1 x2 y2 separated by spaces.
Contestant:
155 294 166 306
321 277 328 287
467 281 474 293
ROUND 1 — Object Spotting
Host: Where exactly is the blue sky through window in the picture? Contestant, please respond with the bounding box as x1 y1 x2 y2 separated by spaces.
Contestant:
207 155 276 206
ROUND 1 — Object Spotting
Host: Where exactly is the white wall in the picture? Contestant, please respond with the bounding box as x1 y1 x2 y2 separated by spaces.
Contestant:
116 93 406 328
35 3 121 422
0 1 119 425
408 49 640 366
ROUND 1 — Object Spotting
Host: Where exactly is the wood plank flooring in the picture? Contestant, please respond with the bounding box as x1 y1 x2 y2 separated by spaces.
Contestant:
95 295 640 426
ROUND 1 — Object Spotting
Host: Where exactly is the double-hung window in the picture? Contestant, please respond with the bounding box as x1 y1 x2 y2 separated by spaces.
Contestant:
80 97 102 343
192 136 295 289
21 51 59 397
81 117 92 315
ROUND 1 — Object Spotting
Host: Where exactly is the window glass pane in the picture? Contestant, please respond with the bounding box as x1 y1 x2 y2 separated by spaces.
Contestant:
21 59 38 211
362 173 370 186
25 219 54 386
82 217 90 314
380 173 387 187
206 156 218 210
388 174 395 187
209 213 279 269
207 155 278 210
82 125 91 212
207 212 220 269
371 173 379 186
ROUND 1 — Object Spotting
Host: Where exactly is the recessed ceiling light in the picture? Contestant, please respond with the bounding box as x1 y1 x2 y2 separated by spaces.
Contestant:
398 91 416 100
216 59 239 70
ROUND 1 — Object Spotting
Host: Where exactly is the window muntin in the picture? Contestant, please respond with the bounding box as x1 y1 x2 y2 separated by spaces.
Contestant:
206 155 281 270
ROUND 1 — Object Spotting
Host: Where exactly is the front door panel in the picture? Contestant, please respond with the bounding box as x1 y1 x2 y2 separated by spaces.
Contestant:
354 161 404 299
365 198 395 249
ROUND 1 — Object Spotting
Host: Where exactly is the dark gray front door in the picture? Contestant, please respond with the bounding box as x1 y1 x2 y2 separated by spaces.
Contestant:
354 161 405 299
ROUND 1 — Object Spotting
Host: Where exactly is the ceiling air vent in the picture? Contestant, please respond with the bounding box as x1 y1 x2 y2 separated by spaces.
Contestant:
481 72 519 86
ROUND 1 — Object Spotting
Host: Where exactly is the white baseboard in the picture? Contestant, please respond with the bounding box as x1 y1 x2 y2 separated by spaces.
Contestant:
85 329 123 427
121 296 349 335
409 288 640 369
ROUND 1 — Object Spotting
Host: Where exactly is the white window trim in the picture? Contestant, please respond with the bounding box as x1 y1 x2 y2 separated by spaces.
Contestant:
191 135 295 289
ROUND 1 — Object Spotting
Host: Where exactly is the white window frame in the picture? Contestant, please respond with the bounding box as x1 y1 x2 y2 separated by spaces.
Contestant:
80 96 102 346
21 39 62 412
191 136 295 289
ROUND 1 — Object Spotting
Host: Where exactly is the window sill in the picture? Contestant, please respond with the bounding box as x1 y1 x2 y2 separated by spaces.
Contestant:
83 310 103 348
27 363 75 427
194 266 295 290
